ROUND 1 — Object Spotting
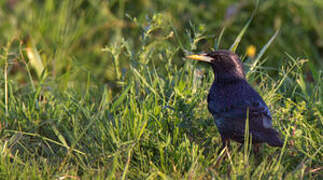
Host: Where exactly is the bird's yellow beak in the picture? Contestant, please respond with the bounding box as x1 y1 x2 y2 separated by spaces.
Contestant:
185 54 213 63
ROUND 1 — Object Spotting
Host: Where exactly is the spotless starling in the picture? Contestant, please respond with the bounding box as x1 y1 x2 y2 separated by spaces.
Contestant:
186 50 283 149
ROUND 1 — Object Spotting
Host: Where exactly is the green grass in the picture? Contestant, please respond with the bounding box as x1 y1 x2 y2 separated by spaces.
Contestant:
0 0 322 179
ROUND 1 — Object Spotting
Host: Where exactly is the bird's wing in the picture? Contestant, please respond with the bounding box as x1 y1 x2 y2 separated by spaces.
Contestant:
208 98 272 129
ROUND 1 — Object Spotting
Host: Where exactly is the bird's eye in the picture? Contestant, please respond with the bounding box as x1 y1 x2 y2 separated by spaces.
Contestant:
253 102 260 106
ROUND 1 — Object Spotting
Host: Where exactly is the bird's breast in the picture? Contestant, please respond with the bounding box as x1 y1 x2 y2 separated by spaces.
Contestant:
208 83 241 107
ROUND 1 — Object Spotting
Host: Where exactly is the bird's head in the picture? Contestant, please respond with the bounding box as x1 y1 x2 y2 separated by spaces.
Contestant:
186 50 245 81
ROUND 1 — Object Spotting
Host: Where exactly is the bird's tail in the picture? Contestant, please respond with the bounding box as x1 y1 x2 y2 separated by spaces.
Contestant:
265 128 284 147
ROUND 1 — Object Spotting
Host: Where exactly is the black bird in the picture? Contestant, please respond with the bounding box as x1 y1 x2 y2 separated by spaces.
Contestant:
186 50 283 150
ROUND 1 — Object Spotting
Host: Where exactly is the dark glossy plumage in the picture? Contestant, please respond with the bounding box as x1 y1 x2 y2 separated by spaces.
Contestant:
187 50 283 148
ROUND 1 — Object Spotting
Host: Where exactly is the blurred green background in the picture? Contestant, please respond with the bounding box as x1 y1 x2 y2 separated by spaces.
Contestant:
1 0 322 89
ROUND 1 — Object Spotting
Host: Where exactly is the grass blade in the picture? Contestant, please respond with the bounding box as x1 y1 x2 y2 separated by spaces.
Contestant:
111 83 132 110
248 29 280 75
229 0 259 52
215 26 226 50
26 38 44 78
229 14 254 52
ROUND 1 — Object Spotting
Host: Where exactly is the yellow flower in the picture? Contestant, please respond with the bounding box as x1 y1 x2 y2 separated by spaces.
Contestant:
246 45 256 58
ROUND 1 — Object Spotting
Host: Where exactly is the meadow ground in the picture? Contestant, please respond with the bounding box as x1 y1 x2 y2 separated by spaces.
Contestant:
0 0 322 179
